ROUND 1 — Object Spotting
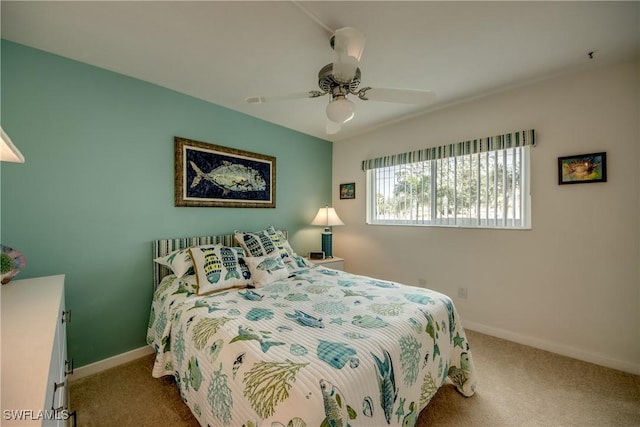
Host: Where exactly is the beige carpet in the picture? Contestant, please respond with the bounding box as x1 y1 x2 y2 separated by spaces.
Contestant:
69 330 640 426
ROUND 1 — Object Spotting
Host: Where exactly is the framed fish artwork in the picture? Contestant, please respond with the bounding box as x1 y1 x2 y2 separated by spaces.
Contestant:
174 136 276 207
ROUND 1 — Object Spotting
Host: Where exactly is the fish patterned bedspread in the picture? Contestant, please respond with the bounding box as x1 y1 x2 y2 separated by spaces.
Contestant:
147 265 476 427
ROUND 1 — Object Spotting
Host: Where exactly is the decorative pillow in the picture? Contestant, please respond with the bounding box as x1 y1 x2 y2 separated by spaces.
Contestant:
154 248 195 278
155 273 198 301
275 230 315 272
288 254 315 270
244 254 290 287
189 245 252 295
234 226 292 263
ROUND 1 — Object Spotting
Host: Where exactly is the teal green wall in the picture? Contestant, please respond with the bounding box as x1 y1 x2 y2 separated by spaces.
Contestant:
1 40 332 367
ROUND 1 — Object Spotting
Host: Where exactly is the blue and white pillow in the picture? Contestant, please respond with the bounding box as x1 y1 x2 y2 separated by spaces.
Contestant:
275 230 315 272
244 254 289 287
234 226 292 262
235 227 314 273
189 245 252 295
153 248 195 278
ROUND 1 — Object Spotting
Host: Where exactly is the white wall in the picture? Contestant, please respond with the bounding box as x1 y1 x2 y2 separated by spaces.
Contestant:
332 59 640 374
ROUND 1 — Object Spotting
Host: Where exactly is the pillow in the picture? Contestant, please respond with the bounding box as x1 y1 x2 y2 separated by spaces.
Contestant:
154 248 194 278
244 254 290 287
189 245 252 295
275 230 295 256
275 230 315 272
234 226 292 262
287 253 315 270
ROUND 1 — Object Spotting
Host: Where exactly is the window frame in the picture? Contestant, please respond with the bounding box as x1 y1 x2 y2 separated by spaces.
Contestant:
365 146 532 230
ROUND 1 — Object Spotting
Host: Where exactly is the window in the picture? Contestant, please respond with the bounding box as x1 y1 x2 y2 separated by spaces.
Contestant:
363 130 534 229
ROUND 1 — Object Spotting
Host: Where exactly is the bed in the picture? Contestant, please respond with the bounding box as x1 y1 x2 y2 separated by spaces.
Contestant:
147 227 476 427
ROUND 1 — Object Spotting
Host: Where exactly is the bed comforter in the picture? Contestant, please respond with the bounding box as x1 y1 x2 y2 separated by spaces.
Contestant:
147 265 476 427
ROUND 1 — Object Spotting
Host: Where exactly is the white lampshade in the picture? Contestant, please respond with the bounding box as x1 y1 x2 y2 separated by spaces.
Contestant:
0 128 25 163
311 206 344 228
326 97 355 124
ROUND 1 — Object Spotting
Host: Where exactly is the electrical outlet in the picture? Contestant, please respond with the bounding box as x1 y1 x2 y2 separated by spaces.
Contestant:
457 287 468 299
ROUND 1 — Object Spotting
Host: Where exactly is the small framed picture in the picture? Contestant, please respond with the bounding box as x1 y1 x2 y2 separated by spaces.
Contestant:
340 182 356 199
558 152 607 185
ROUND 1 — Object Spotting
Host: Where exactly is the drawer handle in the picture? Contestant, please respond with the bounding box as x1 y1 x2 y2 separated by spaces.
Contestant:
61 309 72 324
52 380 66 411
65 358 74 376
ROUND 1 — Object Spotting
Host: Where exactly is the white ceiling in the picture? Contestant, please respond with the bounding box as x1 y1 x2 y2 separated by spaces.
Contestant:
2 1 639 142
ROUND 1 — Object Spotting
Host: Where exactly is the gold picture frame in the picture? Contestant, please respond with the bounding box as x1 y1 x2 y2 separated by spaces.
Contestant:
174 136 276 208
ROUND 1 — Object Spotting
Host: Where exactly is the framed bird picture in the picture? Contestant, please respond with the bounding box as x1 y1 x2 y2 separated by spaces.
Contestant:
174 136 276 207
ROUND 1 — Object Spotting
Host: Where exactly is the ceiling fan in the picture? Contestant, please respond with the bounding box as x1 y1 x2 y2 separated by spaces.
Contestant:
245 27 435 134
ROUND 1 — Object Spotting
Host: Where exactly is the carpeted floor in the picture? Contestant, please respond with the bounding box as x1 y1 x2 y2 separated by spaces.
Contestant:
69 330 640 426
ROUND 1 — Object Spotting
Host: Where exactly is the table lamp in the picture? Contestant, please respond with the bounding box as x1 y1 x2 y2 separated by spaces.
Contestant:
0 127 25 163
311 206 343 258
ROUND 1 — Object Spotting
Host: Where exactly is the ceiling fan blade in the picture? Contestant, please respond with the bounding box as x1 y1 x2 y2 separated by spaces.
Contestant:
332 27 366 84
360 88 436 104
245 91 324 104
326 119 341 135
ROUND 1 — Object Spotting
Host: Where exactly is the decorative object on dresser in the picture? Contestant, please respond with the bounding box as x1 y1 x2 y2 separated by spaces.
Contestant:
558 152 607 185
0 244 26 284
339 182 355 199
174 136 276 208
310 205 343 258
1 275 76 426
0 129 26 285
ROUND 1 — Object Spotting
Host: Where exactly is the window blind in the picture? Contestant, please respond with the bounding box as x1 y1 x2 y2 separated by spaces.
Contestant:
361 129 535 171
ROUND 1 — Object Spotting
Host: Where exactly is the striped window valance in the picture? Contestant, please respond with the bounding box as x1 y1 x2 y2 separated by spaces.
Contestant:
361 129 535 171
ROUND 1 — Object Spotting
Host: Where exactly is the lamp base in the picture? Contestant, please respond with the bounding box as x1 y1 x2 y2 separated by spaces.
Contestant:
321 232 333 258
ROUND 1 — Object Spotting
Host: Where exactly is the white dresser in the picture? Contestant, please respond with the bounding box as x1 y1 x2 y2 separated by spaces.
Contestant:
1 275 72 426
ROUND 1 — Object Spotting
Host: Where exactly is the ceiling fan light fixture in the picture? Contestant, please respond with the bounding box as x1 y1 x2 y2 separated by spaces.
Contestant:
326 96 355 124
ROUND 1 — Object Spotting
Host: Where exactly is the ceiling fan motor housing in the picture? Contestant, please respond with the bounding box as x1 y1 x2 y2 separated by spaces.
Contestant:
318 63 361 95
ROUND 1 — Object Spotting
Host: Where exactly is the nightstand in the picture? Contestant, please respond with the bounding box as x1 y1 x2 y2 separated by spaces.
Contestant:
307 256 344 271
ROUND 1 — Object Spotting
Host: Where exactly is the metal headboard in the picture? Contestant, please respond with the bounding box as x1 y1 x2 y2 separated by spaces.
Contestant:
152 230 287 287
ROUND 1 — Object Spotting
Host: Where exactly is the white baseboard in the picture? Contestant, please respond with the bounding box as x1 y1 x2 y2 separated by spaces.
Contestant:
464 321 640 376
69 345 155 382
